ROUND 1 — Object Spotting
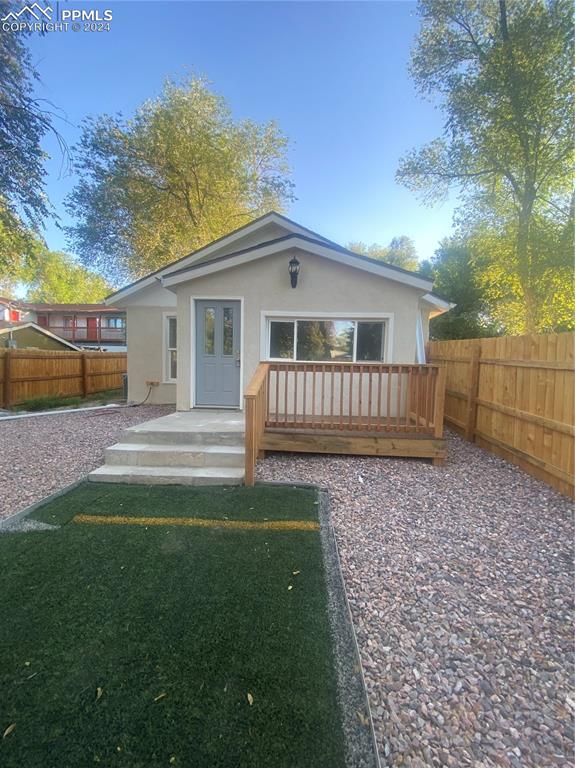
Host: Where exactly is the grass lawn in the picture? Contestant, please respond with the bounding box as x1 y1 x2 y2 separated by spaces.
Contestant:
12 388 124 412
0 484 346 768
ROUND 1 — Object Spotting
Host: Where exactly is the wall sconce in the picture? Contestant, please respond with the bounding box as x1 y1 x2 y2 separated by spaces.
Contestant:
288 255 300 288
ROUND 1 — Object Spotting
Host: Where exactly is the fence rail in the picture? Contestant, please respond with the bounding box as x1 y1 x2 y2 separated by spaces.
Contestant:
427 332 575 498
0 349 127 408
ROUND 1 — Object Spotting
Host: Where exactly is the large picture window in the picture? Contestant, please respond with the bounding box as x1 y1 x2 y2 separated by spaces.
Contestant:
164 315 177 381
267 317 387 363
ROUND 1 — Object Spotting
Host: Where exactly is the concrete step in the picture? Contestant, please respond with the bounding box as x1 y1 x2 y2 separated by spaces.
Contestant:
121 411 245 448
88 465 245 486
105 443 244 468
122 427 244 447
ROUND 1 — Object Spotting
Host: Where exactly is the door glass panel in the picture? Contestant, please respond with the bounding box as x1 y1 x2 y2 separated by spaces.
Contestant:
223 308 233 356
204 308 215 355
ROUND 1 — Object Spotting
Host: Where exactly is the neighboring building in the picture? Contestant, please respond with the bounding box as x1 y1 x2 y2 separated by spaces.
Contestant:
105 212 451 407
0 298 126 351
0 322 80 351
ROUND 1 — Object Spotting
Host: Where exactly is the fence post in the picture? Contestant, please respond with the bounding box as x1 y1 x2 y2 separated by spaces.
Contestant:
3 349 12 409
464 343 481 441
81 352 89 398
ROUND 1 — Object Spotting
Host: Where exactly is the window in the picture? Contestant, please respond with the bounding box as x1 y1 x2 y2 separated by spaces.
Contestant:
63 316 74 328
356 322 385 362
267 318 387 363
164 315 177 381
106 316 125 329
269 321 294 359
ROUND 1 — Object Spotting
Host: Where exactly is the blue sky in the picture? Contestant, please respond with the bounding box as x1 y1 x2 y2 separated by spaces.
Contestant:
28 0 456 267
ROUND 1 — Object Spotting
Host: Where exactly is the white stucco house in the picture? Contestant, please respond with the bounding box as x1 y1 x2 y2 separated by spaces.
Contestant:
106 212 450 409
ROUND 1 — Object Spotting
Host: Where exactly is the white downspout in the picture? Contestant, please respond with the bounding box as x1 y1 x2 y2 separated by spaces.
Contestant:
416 310 426 363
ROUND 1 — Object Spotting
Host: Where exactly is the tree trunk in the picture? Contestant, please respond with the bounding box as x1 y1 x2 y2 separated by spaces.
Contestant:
516 190 537 334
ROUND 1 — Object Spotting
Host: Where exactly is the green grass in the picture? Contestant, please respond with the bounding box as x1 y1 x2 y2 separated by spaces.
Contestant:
12 389 124 412
0 484 345 768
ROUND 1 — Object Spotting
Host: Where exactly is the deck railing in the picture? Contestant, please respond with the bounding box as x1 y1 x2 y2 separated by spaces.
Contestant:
45 324 126 344
244 362 270 486
245 361 446 485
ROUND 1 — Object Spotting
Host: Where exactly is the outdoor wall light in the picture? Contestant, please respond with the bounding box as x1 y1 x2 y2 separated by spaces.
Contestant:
288 255 300 288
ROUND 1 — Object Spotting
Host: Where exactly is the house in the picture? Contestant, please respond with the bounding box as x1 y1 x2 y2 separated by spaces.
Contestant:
0 298 126 351
106 212 450 408
0 322 80 351
89 213 450 486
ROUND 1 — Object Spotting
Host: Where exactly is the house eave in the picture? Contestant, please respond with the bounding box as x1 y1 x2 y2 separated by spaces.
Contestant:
420 293 456 318
161 236 434 292
104 211 335 305
0 322 81 350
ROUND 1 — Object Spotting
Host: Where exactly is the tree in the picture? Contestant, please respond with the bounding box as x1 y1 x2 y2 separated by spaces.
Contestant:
426 238 501 339
347 235 419 270
0 212 43 297
397 0 574 333
22 250 111 303
66 77 295 281
0 2 69 288
470 211 574 333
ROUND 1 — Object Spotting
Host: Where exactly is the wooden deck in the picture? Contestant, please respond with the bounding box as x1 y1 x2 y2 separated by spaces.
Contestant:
244 361 447 485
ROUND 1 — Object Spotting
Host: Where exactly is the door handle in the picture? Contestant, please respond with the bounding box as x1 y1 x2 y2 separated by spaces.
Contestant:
235 350 241 367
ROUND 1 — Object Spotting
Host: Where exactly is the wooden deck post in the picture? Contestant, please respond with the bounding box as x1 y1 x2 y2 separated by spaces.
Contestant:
244 363 270 486
245 396 256 487
3 349 12 409
464 343 481 442
432 365 447 465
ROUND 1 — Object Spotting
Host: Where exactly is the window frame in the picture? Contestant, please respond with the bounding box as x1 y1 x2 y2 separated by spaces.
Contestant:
105 316 125 329
163 313 178 383
262 312 394 364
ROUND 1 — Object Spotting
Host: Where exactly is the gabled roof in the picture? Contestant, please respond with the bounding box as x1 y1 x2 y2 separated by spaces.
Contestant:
106 211 335 304
0 322 81 350
107 211 433 303
161 233 433 292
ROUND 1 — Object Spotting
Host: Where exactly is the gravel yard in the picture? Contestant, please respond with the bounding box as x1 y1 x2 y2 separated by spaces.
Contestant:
2 411 573 767
0 405 174 519
259 433 574 768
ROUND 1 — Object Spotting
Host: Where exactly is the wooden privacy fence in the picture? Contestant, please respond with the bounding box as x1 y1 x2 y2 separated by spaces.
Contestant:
245 361 447 485
0 349 127 408
427 332 575 498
